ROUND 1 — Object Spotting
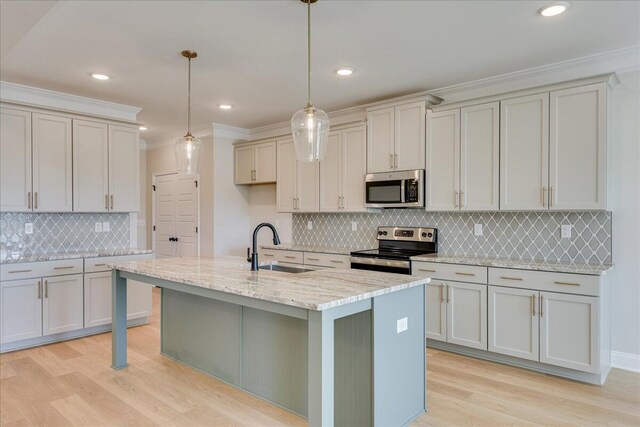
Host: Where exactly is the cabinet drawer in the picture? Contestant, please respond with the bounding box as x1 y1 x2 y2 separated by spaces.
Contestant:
303 252 351 268
412 261 487 284
260 249 303 265
488 268 600 296
85 253 154 273
1 258 83 281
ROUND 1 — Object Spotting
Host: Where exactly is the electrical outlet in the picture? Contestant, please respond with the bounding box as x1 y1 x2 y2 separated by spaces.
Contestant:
351 221 357 232
307 221 313 230
396 317 408 333
94 222 103 233
103 222 111 232
24 223 33 235
474 224 483 236
561 224 572 239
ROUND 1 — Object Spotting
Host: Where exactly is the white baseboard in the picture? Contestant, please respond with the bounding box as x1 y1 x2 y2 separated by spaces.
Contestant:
611 351 640 373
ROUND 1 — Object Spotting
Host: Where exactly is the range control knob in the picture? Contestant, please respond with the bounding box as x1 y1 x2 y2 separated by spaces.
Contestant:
382 231 388 236
421 232 427 238
378 231 384 236
427 232 433 238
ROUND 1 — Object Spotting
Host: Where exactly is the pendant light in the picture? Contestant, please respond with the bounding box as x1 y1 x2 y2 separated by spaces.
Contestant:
175 50 202 173
291 0 330 162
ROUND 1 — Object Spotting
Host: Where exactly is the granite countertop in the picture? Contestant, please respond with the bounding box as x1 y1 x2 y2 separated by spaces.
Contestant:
410 254 613 276
260 243 357 256
109 256 429 311
0 248 154 265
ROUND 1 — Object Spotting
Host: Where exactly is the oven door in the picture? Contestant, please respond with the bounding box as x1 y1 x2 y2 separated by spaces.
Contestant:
350 257 411 275
365 170 424 208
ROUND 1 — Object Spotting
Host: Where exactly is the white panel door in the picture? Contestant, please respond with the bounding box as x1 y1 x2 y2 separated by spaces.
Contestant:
488 286 539 361
426 109 460 211
367 107 395 173
154 174 176 258
446 282 487 350
276 138 296 212
109 125 139 212
319 131 342 212
73 120 109 212
425 281 447 342
42 274 84 336
296 159 319 212
254 141 277 183
342 125 367 212
394 101 426 171
234 145 254 184
84 271 112 327
0 278 42 344
550 83 607 210
540 292 599 373
32 113 73 212
0 108 32 212
175 174 199 257
460 102 500 211
500 93 549 211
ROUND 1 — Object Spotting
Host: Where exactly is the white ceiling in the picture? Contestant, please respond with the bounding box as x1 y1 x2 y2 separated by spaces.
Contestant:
1 0 639 141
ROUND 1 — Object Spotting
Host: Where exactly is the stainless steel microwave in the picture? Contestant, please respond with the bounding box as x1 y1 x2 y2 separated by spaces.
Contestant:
365 170 425 208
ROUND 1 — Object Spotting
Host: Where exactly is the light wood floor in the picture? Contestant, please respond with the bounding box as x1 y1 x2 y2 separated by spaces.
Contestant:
1 288 639 426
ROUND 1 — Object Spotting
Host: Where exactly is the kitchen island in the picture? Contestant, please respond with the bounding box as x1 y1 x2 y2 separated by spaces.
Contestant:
109 257 430 426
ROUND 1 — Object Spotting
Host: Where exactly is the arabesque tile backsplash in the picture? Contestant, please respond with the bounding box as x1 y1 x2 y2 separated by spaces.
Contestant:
1 212 130 260
293 211 612 264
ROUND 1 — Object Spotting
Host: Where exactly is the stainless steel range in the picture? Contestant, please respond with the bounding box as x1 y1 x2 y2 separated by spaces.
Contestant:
350 226 438 275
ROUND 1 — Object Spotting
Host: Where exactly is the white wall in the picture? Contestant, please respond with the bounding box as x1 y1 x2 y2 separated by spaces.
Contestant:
248 184 293 247
137 141 147 249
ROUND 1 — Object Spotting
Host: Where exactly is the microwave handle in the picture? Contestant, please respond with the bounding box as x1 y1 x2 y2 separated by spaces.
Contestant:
400 180 406 203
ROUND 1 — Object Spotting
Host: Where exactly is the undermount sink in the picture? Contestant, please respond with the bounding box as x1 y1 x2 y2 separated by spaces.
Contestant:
258 264 312 274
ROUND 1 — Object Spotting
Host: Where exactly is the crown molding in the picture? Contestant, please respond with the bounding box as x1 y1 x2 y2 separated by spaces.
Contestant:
0 81 141 122
212 123 250 141
145 122 214 150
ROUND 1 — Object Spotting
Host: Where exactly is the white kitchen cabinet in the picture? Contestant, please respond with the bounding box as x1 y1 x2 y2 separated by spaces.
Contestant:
540 291 599 373
0 108 32 212
0 278 42 344
276 138 319 212
367 101 425 173
488 286 539 361
109 124 139 212
235 145 254 184
127 279 153 320
549 83 607 210
426 109 459 211
32 113 73 212
73 120 109 212
42 274 84 336
234 141 277 185
296 158 320 212
500 93 549 211
425 281 447 342
84 271 112 327
446 281 487 350
320 125 366 212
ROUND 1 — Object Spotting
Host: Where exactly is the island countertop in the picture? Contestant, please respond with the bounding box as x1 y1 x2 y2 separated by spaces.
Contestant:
109 256 430 311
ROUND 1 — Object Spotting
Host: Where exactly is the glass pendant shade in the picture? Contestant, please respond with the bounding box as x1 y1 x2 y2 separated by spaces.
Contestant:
291 106 330 162
175 135 202 173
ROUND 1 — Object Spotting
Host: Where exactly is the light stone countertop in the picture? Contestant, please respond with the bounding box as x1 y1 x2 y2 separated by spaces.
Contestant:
109 256 430 311
411 254 613 276
0 248 154 265
260 243 356 256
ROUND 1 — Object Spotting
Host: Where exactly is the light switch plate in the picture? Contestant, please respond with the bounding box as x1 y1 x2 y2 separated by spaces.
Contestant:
307 221 313 230
561 224 572 239
103 222 111 232
397 317 408 333
24 223 33 235
474 224 483 236
94 222 103 233
351 221 357 232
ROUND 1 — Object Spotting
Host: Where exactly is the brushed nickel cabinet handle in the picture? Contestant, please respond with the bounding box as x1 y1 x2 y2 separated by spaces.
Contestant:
34 192 38 209
306 257 320 261
419 268 436 273
459 191 464 208
554 281 580 286
500 276 523 281
440 284 444 303
263 253 274 257
542 187 546 207
549 187 554 208
8 269 32 274
540 294 544 317
532 294 536 316
330 260 344 264
446 284 451 303
110 194 114 210
44 280 48 298
54 266 74 270
394 153 398 169
28 192 32 209
455 272 475 276
37 280 42 299
105 194 109 210
93 263 106 267
284 255 296 259
390 154 394 169
454 191 459 208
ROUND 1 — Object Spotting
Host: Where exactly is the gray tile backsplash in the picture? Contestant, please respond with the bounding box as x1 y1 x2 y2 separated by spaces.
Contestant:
1 212 130 260
293 211 612 264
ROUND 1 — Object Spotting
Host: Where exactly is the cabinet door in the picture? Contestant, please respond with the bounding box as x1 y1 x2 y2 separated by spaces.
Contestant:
73 120 109 212
488 286 539 361
127 280 153 320
460 102 499 211
446 282 487 350
32 113 73 212
276 138 296 212
296 159 320 212
367 107 395 173
426 109 459 211
550 83 606 210
540 292 599 373
234 145 254 184
0 278 42 344
342 125 367 212
500 94 549 211
42 274 84 336
0 108 32 212
394 101 426 171
319 131 342 212
109 125 139 212
255 141 277 183
84 271 112 327
425 281 447 342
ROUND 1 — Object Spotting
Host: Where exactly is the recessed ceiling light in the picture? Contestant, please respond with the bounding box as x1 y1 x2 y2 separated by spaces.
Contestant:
91 73 110 81
336 67 354 76
139 126 148 131
218 104 233 110
539 2 569 17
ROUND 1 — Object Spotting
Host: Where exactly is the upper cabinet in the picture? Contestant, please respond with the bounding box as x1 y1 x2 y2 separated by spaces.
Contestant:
0 108 32 212
367 101 425 173
234 141 277 185
276 138 319 213
73 120 109 211
109 125 139 212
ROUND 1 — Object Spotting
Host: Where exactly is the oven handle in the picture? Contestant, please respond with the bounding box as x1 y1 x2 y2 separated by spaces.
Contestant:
350 257 410 269
400 180 406 204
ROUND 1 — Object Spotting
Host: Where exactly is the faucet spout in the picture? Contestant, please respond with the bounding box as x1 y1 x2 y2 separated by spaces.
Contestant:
250 223 281 271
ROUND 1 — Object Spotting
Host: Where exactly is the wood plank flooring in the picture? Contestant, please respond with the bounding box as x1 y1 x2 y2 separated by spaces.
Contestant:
1 288 639 426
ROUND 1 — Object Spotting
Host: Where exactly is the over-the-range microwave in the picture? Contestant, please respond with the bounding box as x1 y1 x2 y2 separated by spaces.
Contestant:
365 169 425 208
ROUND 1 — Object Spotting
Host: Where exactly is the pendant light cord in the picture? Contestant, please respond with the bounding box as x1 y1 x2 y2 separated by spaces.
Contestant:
187 56 192 136
307 0 312 109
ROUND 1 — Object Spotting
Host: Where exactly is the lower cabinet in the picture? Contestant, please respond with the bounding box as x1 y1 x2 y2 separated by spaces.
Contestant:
0 278 42 344
42 274 84 336
425 281 446 341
